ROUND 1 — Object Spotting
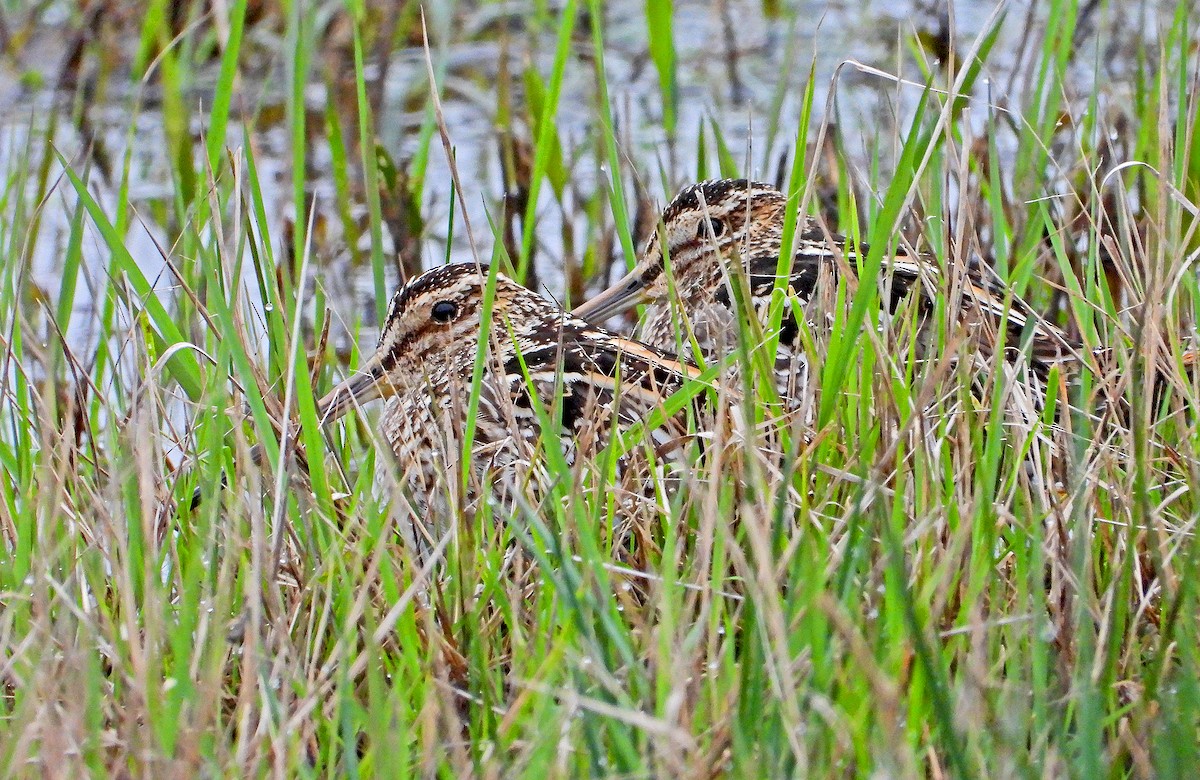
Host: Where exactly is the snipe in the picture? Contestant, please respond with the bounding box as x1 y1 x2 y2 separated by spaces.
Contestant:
574 179 1083 400
317 264 709 543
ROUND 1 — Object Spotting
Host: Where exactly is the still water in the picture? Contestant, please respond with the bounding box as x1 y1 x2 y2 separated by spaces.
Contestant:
0 0 1168 358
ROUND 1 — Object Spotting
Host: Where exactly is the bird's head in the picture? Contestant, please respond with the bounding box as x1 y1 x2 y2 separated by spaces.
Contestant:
574 179 787 323
318 264 568 421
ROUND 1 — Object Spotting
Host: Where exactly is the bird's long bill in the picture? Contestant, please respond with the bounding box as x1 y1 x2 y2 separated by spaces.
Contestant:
317 354 389 423
572 267 651 323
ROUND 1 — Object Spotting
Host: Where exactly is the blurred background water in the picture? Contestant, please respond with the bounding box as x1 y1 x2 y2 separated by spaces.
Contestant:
0 0 1177 356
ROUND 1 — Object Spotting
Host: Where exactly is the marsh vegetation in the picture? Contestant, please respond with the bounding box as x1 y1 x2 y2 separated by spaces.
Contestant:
1 0 1198 775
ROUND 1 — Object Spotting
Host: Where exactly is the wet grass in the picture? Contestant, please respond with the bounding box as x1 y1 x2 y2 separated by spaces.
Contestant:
1 0 1199 776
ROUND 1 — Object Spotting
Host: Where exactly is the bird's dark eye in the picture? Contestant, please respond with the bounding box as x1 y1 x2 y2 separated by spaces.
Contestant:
698 217 725 239
431 300 458 323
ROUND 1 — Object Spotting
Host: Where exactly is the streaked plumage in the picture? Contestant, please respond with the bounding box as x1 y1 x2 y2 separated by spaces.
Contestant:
575 179 1082 398
318 264 707 532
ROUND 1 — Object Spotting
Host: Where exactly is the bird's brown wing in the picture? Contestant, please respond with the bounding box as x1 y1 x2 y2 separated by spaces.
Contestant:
498 325 705 456
740 231 1081 377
